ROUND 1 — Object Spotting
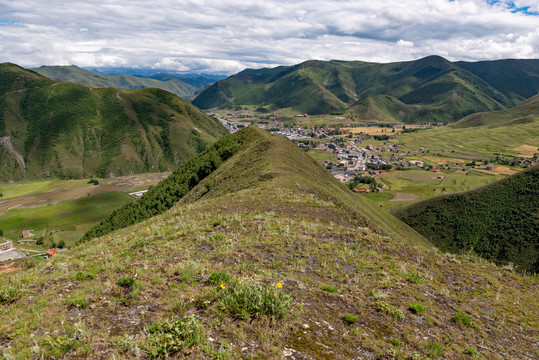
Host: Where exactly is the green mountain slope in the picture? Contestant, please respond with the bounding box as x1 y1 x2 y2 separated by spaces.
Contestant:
392 165 539 272
0 63 227 181
453 94 539 128
32 65 197 98
193 56 538 123
457 59 539 103
1 127 537 359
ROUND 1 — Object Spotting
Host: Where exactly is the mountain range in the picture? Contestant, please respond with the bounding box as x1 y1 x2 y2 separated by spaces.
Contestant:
0 63 227 181
31 66 199 99
193 56 539 124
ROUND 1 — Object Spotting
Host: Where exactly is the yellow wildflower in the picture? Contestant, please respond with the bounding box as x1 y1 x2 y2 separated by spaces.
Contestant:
276 282 282 289
220 283 226 290
146 227 150 231
274 293 277 297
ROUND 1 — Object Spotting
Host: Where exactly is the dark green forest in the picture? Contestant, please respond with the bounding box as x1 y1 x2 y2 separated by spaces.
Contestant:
393 165 539 272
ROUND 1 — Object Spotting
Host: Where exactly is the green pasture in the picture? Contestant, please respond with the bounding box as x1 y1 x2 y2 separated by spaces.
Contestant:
0 179 95 200
395 122 538 159
0 192 132 249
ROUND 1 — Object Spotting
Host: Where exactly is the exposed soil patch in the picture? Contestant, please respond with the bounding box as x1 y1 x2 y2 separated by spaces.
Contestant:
389 192 419 202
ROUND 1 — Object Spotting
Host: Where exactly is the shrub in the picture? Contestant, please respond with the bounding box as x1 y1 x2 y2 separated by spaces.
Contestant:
427 342 444 357
320 284 337 293
374 301 404 320
219 282 292 320
144 315 203 357
117 276 135 288
67 292 89 309
72 271 95 281
409 303 426 314
208 271 230 285
390 339 403 347
343 313 358 324
454 312 472 326
58 239 66 249
0 284 21 304
87 178 99 185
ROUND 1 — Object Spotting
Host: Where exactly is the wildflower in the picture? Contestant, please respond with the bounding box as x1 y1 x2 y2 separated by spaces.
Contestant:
146 227 150 232
220 283 226 290
274 293 277 297
276 282 282 289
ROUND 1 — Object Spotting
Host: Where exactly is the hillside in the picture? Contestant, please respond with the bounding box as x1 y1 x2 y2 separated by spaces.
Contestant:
1 127 537 359
453 94 539 128
457 59 539 103
192 56 538 123
392 165 539 272
0 63 227 181
32 65 198 99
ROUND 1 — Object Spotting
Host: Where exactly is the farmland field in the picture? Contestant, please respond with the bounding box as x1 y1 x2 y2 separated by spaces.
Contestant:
0 192 132 250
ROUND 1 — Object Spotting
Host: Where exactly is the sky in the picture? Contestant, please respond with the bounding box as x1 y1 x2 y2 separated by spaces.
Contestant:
0 0 538 74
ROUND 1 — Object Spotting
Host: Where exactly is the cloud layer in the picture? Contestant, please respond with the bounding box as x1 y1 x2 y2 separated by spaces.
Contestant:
0 0 538 73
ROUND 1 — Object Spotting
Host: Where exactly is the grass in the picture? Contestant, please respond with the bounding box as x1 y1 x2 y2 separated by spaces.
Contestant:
453 312 473 326
343 313 359 324
218 281 292 321
144 315 203 358
0 128 537 359
0 191 132 248
319 284 338 293
409 303 426 314
374 301 405 320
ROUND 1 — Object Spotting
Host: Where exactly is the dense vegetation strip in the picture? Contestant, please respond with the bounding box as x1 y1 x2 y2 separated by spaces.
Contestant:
80 133 244 241
393 165 539 272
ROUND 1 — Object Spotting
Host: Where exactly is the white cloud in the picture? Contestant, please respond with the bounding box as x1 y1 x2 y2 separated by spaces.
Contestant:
0 0 537 72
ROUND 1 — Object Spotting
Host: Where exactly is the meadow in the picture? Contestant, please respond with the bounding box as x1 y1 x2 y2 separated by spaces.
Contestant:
0 192 132 249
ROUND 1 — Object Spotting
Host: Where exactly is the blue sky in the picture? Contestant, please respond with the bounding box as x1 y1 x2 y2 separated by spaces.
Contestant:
0 0 537 73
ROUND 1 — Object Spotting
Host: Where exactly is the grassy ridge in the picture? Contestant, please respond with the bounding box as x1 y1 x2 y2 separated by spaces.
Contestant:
80 132 247 241
1 127 536 359
0 63 227 181
392 165 539 272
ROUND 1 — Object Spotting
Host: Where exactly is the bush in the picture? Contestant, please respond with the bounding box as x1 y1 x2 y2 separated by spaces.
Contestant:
144 315 203 357
390 339 403 347
0 284 21 304
343 314 358 324
117 276 135 288
409 303 426 314
87 178 99 185
427 342 444 357
374 301 404 320
219 282 292 320
320 284 337 293
208 271 230 285
454 312 472 326
58 239 66 249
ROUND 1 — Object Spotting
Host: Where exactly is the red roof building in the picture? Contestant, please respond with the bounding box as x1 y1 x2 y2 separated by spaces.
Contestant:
45 249 57 257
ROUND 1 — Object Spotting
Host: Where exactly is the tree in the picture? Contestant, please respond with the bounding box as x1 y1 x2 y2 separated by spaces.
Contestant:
58 240 65 249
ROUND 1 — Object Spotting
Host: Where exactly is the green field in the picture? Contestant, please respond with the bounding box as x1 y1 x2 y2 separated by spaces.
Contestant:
0 179 92 200
0 192 132 249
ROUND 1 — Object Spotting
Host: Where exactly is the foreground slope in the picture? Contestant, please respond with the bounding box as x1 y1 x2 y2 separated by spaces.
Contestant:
1 128 537 359
32 65 197 98
0 63 227 181
393 165 539 272
192 56 535 123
